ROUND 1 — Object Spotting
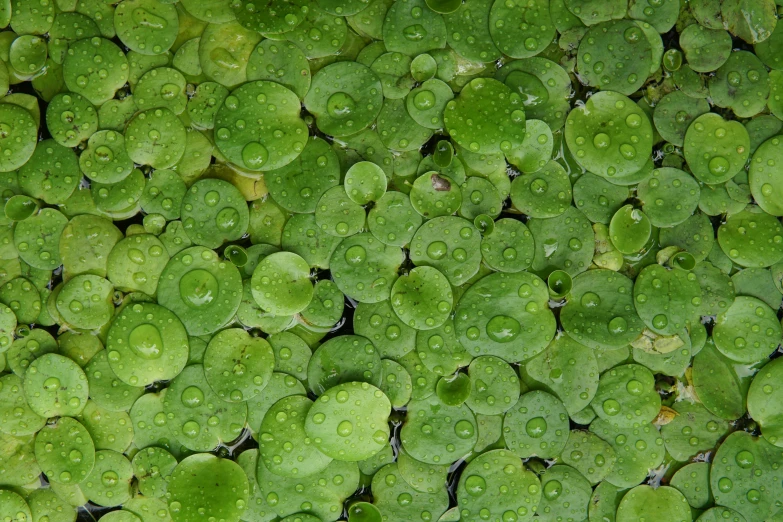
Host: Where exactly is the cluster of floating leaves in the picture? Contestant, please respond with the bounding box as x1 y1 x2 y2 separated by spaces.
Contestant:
2 0 783 521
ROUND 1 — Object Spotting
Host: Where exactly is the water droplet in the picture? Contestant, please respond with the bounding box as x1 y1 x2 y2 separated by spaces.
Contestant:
413 90 435 110
242 142 269 169
427 241 447 261
101 470 118 487
593 133 611 149
465 475 486 496
530 178 547 194
602 399 620 416
179 269 218 308
182 420 200 438
337 420 353 437
580 291 600 308
403 24 427 41
486 315 520 343
543 479 562 500
626 379 643 395
129 324 163 359
708 156 729 176
127 248 146 264
454 419 474 439
160 83 179 100
327 92 355 118
625 113 642 128
344 245 366 266
216 208 240 232
95 145 113 164
652 314 668 329
397 492 413 506
623 26 641 43
619 143 636 159
525 417 547 438
181 386 204 408
736 450 754 468
608 316 627 334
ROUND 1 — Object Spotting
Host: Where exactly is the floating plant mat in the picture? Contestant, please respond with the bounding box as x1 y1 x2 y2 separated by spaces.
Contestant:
0 1 782 522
